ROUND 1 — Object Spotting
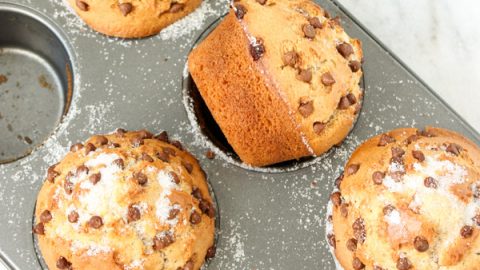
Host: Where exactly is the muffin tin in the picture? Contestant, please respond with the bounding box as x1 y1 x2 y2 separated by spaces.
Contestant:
0 0 478 269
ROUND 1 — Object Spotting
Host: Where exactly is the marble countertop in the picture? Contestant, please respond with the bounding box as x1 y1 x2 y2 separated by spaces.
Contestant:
337 0 480 133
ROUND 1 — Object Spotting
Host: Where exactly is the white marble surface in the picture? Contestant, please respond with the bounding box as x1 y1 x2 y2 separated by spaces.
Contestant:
337 0 480 132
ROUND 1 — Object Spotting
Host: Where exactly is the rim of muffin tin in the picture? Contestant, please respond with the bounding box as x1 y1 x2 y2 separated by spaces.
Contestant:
0 2 77 165
182 15 365 173
31 139 222 269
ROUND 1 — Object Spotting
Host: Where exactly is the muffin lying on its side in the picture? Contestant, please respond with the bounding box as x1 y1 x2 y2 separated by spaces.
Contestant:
328 127 480 270
188 0 363 167
34 129 216 270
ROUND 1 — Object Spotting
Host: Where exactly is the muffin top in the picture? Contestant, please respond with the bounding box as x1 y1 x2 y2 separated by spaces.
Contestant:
329 127 480 270
34 130 216 270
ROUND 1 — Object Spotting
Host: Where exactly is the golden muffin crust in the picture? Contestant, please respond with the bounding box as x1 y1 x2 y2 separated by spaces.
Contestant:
329 127 480 270
188 0 363 167
34 130 216 270
67 0 202 38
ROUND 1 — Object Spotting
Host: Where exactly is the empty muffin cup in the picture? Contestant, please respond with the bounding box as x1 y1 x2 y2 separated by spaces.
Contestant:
0 3 75 164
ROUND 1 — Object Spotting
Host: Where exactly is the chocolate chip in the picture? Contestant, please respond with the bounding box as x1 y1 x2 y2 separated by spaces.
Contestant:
336 42 354 58
157 151 170 162
391 147 406 158
346 93 357 104
169 3 184 13
308 17 323 28
413 236 429 252
206 246 216 259
56 256 72 269
205 150 215 159
330 192 342 207
88 216 103 229
340 203 349 217
134 172 148 186
109 142 120 148
84 143 96 155
302 24 316 39
283 51 299 67
327 233 336 248
234 4 247 19
446 143 462 156
96 135 108 146
64 179 74 195
192 187 202 200
76 0 88 11
378 134 395 146
298 100 314 118
153 233 175 250
412 150 425 162
182 161 193 173
89 173 101 184
40 210 52 223
169 172 180 184
155 131 169 142
405 135 419 145
417 129 435 137
199 200 215 218
76 165 89 177
131 137 144 148
113 158 124 169
169 208 180 220
182 260 194 270
352 257 365 270
127 205 141 223
33 223 45 235
346 238 357 252
349 60 361 72
346 164 360 175
171 140 183 150
137 130 152 139
321 72 336 86
313 122 326 135
70 143 83 152
46 165 59 183
119 3 133 16
335 173 344 188
190 211 202 224
140 153 154 162
256 0 267 4
352 218 366 243
372 171 385 185
297 69 312 83
338 95 353 110
396 257 412 270
424 177 438 189
250 40 265 61
460 225 474 238
162 147 176 158
383 205 395 215
115 128 127 137
68 211 79 223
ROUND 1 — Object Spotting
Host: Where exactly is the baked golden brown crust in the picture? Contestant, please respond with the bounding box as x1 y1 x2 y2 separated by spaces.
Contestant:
188 0 363 167
329 127 480 270
34 130 215 270
67 0 202 38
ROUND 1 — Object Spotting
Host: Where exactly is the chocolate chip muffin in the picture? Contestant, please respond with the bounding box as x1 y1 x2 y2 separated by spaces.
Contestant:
68 0 202 38
34 130 216 270
188 0 363 167
328 127 480 270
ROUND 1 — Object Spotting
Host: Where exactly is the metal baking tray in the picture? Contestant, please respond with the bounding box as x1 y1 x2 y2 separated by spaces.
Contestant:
0 0 479 269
